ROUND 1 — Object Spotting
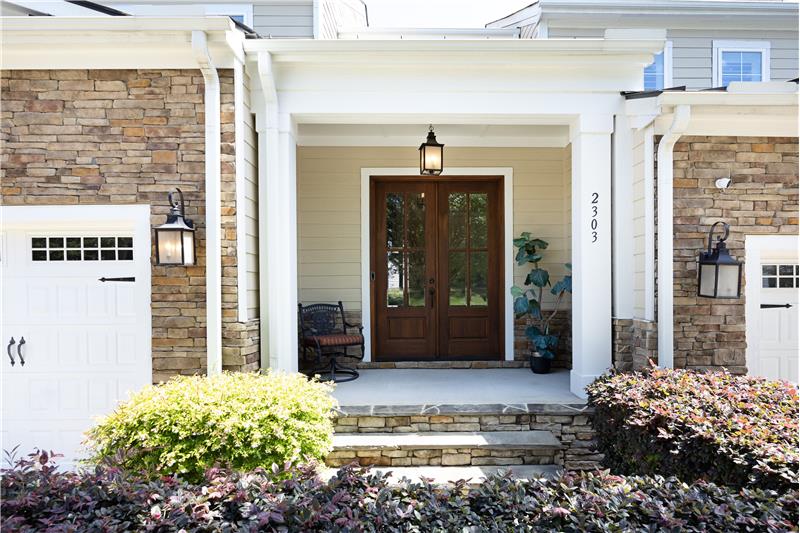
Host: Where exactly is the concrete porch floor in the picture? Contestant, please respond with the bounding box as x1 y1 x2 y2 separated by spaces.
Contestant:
331 368 582 407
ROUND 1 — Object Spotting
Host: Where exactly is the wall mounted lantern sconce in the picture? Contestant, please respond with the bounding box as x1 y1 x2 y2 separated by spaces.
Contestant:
154 188 196 266
697 221 742 299
419 124 444 176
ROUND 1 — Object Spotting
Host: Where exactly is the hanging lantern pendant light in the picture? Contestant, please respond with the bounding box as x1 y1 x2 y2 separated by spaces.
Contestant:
697 221 742 299
154 188 196 266
419 124 444 176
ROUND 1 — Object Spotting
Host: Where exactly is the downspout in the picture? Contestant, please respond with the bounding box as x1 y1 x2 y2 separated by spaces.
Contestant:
192 31 222 376
656 104 690 369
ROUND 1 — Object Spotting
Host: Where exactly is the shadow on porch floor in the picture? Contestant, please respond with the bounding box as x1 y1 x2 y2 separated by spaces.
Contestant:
331 368 582 407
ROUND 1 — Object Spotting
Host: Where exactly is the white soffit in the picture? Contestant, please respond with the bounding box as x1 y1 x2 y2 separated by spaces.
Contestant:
296 123 570 147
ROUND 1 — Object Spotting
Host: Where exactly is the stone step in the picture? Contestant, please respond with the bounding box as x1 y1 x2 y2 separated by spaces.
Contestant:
327 430 563 467
321 464 562 486
333 430 562 451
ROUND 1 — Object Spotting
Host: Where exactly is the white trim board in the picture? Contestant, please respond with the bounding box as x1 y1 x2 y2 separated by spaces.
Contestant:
744 235 799 377
359 167 515 362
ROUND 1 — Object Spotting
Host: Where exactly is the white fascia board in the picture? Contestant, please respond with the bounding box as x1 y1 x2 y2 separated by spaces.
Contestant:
0 16 234 32
243 36 666 63
1 17 243 70
658 91 798 108
540 0 797 21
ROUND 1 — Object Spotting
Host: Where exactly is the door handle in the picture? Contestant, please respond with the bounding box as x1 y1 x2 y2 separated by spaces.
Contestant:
429 287 435 308
7 337 16 366
17 337 25 366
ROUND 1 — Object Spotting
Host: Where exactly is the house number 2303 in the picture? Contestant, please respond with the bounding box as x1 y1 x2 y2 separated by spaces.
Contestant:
590 192 599 243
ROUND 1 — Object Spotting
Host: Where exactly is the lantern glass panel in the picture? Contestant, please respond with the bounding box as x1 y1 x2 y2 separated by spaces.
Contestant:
699 263 717 297
423 145 443 174
158 230 183 265
182 230 195 265
717 264 740 297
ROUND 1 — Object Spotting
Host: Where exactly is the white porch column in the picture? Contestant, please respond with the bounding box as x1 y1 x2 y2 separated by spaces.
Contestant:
570 115 614 397
264 113 299 372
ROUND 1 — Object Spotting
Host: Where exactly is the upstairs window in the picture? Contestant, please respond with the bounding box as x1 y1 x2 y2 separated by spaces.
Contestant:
643 42 672 91
713 41 770 86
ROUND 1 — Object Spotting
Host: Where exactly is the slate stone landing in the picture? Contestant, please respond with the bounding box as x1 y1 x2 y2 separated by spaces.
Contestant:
327 402 601 472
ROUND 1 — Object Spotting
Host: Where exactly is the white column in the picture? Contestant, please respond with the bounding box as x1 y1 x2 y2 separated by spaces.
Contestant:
570 115 613 397
263 113 299 372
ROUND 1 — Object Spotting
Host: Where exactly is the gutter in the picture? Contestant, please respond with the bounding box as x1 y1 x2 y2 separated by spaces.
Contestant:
192 30 223 376
655 104 690 369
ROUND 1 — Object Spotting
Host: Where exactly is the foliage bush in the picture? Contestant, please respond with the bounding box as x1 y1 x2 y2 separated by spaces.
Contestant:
86 371 336 482
3 452 797 532
587 366 798 491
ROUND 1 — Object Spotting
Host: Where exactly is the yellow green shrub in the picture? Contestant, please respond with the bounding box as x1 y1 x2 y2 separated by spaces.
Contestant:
86 371 336 481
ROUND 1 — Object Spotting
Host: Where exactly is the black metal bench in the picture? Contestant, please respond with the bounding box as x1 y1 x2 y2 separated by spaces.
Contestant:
298 301 364 382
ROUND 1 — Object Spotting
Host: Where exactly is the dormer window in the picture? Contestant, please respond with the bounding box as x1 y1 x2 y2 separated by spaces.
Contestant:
713 41 770 86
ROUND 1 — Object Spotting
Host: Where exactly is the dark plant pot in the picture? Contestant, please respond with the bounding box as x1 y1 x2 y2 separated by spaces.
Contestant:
530 355 551 374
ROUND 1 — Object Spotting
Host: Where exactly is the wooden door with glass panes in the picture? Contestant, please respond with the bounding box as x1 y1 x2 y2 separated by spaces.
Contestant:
371 178 503 361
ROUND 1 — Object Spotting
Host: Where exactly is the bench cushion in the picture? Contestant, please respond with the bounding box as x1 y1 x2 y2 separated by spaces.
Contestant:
304 334 364 347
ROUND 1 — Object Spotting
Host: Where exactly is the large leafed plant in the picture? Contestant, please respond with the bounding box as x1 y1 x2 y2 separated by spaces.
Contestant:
511 232 572 359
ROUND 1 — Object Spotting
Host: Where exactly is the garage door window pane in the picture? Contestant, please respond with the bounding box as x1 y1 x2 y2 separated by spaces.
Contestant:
31 236 133 262
762 263 799 289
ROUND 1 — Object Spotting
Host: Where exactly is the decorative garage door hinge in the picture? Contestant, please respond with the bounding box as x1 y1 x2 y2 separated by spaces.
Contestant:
98 277 136 282
760 303 793 309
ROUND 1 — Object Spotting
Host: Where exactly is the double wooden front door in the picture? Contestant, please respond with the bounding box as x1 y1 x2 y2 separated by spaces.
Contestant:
371 177 503 360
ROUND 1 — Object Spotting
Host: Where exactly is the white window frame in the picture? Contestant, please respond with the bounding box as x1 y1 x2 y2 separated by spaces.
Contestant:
712 40 770 87
643 41 673 91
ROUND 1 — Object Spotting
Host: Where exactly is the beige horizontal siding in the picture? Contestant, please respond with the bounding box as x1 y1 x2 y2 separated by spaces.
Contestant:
296 146 572 314
242 71 259 319
631 128 647 318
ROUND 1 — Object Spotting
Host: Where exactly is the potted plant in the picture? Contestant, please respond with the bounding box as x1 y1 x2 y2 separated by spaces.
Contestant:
511 232 572 374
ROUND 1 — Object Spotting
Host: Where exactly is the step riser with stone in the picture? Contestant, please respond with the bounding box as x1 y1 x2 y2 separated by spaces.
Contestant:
329 405 601 471
328 448 559 467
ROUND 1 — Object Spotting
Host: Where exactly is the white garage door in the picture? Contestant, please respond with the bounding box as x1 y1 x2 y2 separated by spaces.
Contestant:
754 262 799 382
746 236 799 384
1 206 151 466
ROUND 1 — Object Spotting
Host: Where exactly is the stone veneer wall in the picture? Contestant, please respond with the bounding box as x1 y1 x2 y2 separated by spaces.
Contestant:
612 318 657 371
666 136 798 372
1 69 259 381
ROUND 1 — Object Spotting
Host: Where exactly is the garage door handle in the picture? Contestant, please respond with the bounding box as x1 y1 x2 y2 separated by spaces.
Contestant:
17 337 25 366
99 277 135 283
7 337 15 366
760 303 793 309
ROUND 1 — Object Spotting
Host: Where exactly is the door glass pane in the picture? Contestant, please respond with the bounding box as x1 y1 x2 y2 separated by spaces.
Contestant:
408 251 426 307
469 193 488 248
449 251 467 306
407 193 426 249
386 193 404 248
448 193 467 249
387 251 404 307
470 251 488 306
